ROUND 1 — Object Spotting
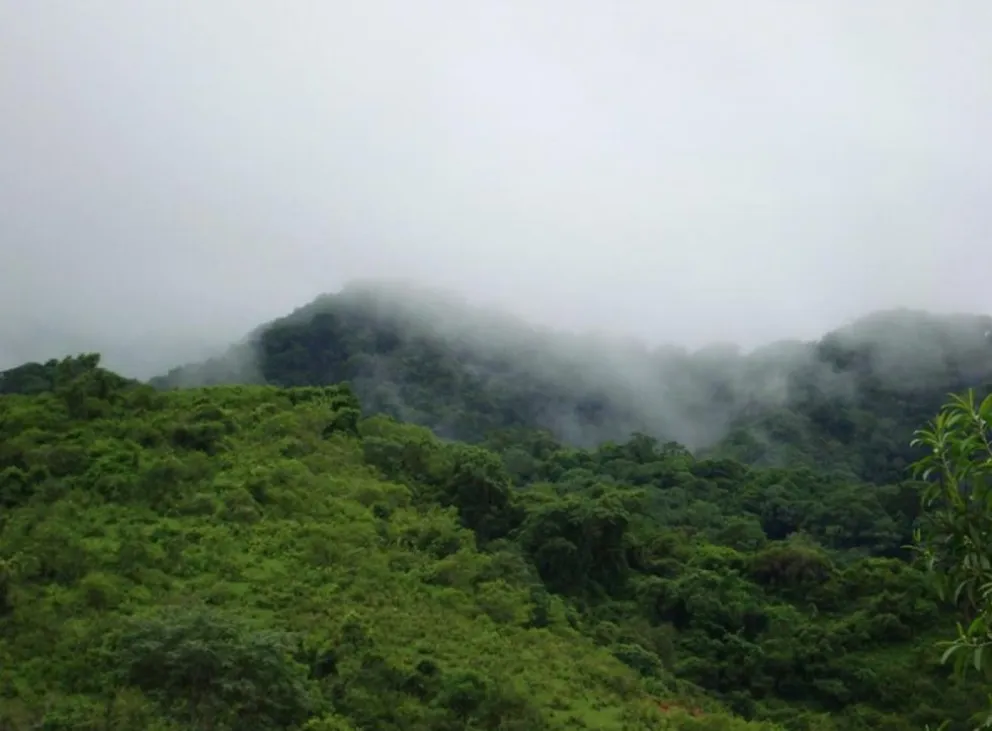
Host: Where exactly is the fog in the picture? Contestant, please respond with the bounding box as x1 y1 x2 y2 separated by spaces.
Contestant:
2 1 991 378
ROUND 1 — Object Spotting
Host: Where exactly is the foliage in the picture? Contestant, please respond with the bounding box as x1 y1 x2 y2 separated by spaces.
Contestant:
111 606 315 729
2 355 780 730
912 390 992 729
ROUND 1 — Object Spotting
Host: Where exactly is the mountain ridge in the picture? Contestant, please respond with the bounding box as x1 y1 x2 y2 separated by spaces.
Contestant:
149 283 992 485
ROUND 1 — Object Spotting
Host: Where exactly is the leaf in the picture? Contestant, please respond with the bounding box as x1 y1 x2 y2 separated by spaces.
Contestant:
979 392 992 420
941 643 960 665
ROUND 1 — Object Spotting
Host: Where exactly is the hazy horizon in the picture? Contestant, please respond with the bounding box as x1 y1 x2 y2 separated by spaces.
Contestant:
3 2 991 378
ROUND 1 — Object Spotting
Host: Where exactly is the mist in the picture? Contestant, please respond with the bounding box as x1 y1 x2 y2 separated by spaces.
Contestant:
148 278 992 456
2 2 991 378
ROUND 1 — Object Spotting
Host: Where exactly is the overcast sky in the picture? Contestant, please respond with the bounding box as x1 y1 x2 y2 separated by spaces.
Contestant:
2 1 990 376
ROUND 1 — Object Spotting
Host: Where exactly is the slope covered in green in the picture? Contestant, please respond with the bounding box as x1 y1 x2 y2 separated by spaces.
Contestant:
0 356 765 730
1 355 989 729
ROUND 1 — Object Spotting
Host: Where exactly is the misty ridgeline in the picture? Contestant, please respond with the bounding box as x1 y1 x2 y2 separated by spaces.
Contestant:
152 281 992 480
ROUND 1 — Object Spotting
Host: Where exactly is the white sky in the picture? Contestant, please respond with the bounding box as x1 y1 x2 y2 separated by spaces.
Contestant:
1 1 990 376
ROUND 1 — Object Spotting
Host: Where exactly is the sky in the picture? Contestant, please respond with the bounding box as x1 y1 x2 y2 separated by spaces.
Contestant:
1 1 991 377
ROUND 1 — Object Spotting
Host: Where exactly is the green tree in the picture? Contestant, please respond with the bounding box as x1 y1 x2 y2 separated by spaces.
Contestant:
111 606 315 730
912 390 992 728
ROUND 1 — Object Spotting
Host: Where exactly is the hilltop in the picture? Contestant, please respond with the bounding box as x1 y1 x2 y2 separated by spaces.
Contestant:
152 282 992 485
1 352 990 730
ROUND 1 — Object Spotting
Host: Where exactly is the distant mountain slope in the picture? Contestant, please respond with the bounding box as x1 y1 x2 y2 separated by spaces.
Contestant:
151 282 992 484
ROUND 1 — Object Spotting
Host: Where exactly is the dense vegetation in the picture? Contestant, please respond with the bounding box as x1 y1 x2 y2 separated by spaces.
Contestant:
909 390 992 729
4 287 992 729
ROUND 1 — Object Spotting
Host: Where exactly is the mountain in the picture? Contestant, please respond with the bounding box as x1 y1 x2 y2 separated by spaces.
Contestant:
1 352 990 730
6 285 992 729
152 281 992 485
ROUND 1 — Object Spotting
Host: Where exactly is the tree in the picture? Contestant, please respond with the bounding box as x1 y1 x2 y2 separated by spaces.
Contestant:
111 606 315 730
911 389 992 729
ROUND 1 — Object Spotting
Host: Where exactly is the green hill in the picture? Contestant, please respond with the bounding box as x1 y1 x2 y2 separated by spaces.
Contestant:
151 283 992 486
1 353 990 729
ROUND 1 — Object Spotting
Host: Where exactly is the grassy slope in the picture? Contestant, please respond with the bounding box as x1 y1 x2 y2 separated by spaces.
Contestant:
0 381 776 730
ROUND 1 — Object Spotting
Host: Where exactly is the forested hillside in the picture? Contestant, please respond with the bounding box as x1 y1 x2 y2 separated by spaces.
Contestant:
7 287 992 729
152 283 992 488
2 352 991 730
